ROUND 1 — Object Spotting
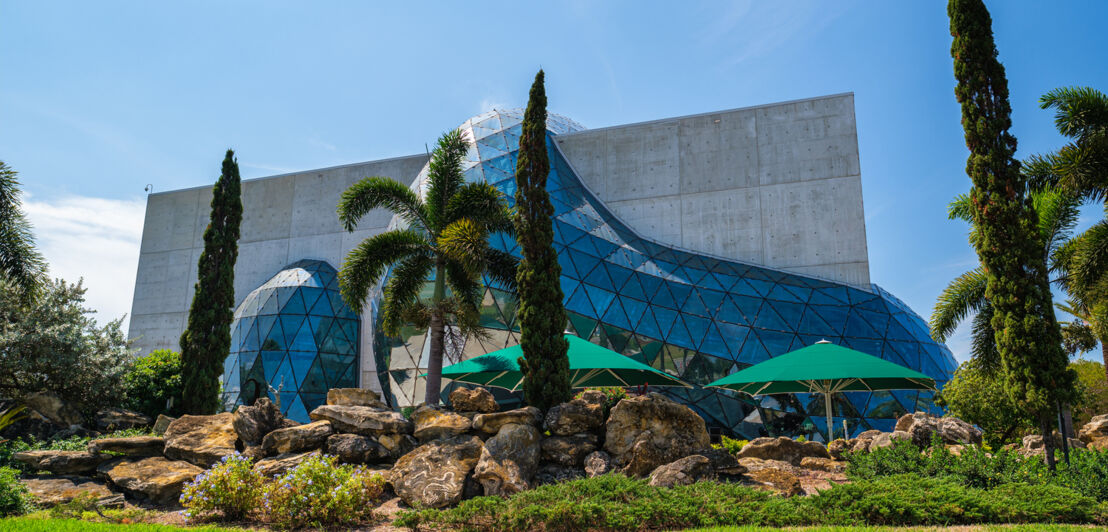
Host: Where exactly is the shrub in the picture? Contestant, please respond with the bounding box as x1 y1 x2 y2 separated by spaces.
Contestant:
180 453 263 521
0 465 32 517
1 428 155 472
261 454 386 529
712 435 748 455
123 349 182 418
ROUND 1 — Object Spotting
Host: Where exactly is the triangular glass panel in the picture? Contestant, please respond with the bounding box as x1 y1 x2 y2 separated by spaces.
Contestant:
583 283 615 317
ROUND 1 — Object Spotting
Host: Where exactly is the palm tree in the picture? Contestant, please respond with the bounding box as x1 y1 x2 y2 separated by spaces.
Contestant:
0 161 46 299
337 130 516 406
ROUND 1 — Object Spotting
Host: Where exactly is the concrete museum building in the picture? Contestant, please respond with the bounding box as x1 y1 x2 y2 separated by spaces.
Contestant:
128 93 956 440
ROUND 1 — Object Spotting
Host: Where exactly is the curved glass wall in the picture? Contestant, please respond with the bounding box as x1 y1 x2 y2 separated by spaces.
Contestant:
222 259 359 422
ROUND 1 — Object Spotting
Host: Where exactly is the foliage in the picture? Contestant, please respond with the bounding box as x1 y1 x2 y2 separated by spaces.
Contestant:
574 386 625 414
0 465 32 517
0 278 131 416
935 359 1034 447
712 435 748 455
180 150 243 415
0 161 47 299
0 405 27 433
0 517 244 531
1072 359 1108 426
1 428 153 472
179 453 263 521
260 454 386 529
122 349 182 418
337 131 515 406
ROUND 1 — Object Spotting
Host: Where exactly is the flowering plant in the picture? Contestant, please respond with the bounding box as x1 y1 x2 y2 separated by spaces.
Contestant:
179 452 263 521
262 454 386 529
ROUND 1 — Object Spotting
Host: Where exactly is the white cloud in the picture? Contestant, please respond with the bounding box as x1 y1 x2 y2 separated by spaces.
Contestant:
23 194 146 330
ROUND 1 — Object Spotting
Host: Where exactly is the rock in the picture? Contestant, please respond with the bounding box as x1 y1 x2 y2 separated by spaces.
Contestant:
378 433 418 458
1078 414 1108 444
534 464 584 486
261 420 332 455
254 450 321 477
472 406 541 434
152 414 175 435
544 400 604 436
327 388 386 409
575 389 608 408
540 433 599 467
603 393 710 477
473 423 542 496
1088 437 1108 451
232 397 282 446
241 445 266 461
20 476 124 508
326 433 389 464
95 408 152 432
584 450 612 478
869 431 911 450
827 438 850 459
744 467 802 497
309 405 412 436
98 457 203 504
894 412 982 447
13 450 108 475
163 413 239 468
449 387 498 413
851 430 883 452
411 406 472 442
736 437 831 466
737 457 802 475
799 457 846 473
1021 433 1085 456
697 447 748 477
23 391 83 427
88 436 165 457
648 455 715 488
390 435 483 509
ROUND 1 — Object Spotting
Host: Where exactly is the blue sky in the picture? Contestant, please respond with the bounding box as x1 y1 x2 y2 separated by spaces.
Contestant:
2 1 1106 362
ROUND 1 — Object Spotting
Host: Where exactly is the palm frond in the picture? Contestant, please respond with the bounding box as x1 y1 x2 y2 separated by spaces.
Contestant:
968 305 1001 375
947 193 975 222
424 130 471 231
0 161 47 298
930 266 988 342
379 254 435 335
445 182 514 233
439 218 490 277
1039 86 1108 139
338 229 430 313
338 177 429 232
1071 219 1108 295
484 247 519 292
1031 187 1080 257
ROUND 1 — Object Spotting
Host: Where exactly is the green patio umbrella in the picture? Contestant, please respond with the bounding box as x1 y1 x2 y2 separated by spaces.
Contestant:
435 334 690 391
705 340 935 440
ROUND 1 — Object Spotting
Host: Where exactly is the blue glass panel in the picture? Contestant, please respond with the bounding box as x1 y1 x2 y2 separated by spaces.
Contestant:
753 304 791 332
634 308 662 339
601 298 631 330
566 285 595 316
699 324 730 357
651 282 677 309
811 305 848 336
756 329 795 357
621 296 647 329
583 283 615 316
728 294 762 323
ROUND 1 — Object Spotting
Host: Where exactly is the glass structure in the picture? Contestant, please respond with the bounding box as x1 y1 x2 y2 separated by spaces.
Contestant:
373 110 957 440
222 259 359 422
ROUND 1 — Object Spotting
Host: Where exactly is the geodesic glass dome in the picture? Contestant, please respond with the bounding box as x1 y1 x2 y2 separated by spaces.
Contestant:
222 259 359 421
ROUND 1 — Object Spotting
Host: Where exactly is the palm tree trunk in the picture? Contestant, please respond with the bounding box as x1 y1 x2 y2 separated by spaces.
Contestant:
423 262 447 406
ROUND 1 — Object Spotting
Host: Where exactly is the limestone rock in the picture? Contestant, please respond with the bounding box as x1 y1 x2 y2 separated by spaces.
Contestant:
1078 414 1108 444
326 433 389 464
152 414 175 435
449 387 498 413
378 433 418 458
584 450 611 477
241 445 266 461
827 438 851 460
1088 437 1108 451
473 423 542 496
603 393 709 476
88 436 164 457
869 431 911 450
894 412 982 447
736 437 831 466
745 467 803 497
254 450 321 477
411 406 472 442
20 476 124 508
1020 433 1085 456
575 389 608 408
390 435 483 508
697 447 748 477
472 406 541 434
327 388 386 409
850 430 883 453
163 413 239 468
24 391 83 427
737 457 802 475
95 408 152 432
232 397 282 446
648 455 715 488
799 457 846 473
540 433 598 467
261 420 331 455
544 400 603 436
309 405 412 436
13 450 108 475
98 457 202 504
534 464 584 486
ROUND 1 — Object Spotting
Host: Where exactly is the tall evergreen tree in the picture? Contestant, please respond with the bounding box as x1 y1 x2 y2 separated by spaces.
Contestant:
180 149 243 414
514 70 572 411
948 0 1075 470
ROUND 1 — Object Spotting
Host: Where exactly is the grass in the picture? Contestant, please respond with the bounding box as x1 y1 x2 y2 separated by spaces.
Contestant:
0 517 248 531
687 526 1103 531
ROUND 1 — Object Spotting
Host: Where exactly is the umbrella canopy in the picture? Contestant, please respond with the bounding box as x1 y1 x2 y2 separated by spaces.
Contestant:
706 340 935 439
436 334 690 391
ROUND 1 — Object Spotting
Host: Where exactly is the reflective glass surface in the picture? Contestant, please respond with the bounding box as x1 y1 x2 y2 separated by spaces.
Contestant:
223 259 358 422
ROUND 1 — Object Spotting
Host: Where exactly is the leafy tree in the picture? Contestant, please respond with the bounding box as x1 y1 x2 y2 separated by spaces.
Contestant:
0 278 130 416
936 359 1034 448
514 70 572 411
948 0 1076 470
180 150 243 415
338 131 515 406
0 162 46 299
123 349 182 418
1070 359 1108 427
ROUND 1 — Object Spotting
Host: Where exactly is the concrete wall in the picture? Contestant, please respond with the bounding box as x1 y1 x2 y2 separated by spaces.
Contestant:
127 154 429 393
555 93 869 287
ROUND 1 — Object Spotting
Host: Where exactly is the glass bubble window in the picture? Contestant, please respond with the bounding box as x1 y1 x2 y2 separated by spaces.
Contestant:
375 110 957 441
222 259 359 422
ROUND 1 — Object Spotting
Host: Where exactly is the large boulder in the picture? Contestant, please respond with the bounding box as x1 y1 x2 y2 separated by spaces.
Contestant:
869 431 911 450
604 393 710 477
697 447 748 480
254 450 321 477
20 477 124 509
473 423 542 496
449 387 498 413
1078 414 1108 444
327 388 386 409
851 430 884 453
1021 433 1086 456
736 437 831 466
232 397 282 446
744 467 802 497
472 406 541 434
411 406 472 442
827 438 851 460
325 433 389 464
23 391 83 427
1089 438 1108 451
541 433 599 467
544 400 603 436
88 436 165 457
378 433 418 458
261 420 332 455
98 457 203 504
13 450 108 475
647 455 715 488
584 450 612 478
799 457 846 473
894 412 982 447
309 405 412 436
95 408 152 432
163 413 239 468
390 435 484 509
152 414 175 435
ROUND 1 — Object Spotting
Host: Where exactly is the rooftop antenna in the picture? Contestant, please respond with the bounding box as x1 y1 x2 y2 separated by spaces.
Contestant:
144 184 153 194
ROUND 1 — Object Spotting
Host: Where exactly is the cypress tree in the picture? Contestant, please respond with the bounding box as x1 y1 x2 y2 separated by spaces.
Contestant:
180 149 243 414
948 0 1075 469
514 70 572 411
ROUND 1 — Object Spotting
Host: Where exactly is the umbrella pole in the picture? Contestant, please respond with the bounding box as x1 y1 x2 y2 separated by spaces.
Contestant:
825 391 833 442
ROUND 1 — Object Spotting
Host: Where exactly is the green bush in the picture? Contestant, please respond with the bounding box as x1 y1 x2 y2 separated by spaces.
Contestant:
179 453 263 521
712 435 748 455
0 465 32 517
122 349 182 418
261 454 386 529
1 428 154 472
